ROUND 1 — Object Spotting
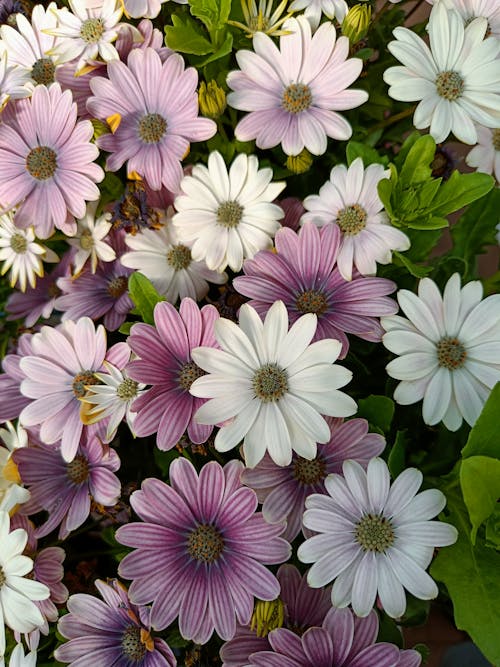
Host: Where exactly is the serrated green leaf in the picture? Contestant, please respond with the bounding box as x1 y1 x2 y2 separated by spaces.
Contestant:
393 250 433 278
387 430 407 477
165 14 213 54
189 0 231 30
196 30 232 66
346 141 388 167
460 456 500 543
357 395 395 433
462 382 500 460
429 171 494 217
399 135 435 186
128 272 165 325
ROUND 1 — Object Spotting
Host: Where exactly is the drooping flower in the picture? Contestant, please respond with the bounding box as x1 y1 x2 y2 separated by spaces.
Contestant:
115 18 172 61
120 220 227 303
66 201 115 275
289 0 348 30
87 47 216 192
55 579 177 666
126 299 219 450
384 3 500 145
122 0 186 20
116 458 291 643
0 83 103 239
0 510 49 657
172 151 286 273
0 421 30 514
466 125 500 182
298 457 458 618
233 223 399 358
382 273 500 431
301 159 410 281
14 434 121 540
227 16 368 156
190 300 357 467
242 417 385 541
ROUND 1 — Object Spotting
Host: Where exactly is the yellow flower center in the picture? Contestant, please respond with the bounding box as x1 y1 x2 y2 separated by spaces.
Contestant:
295 289 328 315
80 17 105 43
10 233 28 254
253 363 288 402
137 113 167 144
336 204 367 235
435 70 464 101
282 83 312 114
26 146 57 180
31 57 55 85
355 513 394 552
187 524 224 563
166 244 192 271
66 455 90 484
217 201 243 228
436 337 467 370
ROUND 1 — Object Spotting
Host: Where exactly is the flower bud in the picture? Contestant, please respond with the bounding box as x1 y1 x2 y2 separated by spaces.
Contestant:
342 4 371 44
198 80 227 119
286 149 313 174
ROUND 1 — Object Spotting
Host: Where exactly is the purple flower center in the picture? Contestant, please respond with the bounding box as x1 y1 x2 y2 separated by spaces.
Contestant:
336 204 367 236
355 513 394 552
293 455 326 485
72 371 100 398
282 83 312 114
10 233 28 254
26 146 57 180
493 129 500 151
31 57 55 85
116 378 139 400
435 70 464 101
66 455 90 485
80 17 105 43
178 361 205 391
166 244 192 271
295 289 328 316
121 625 147 661
137 113 167 144
217 200 243 228
187 524 224 563
253 363 289 402
107 275 129 298
436 337 467 370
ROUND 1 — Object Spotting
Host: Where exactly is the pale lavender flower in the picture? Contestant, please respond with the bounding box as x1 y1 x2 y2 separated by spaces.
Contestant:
116 458 291 643
115 18 172 61
0 334 34 423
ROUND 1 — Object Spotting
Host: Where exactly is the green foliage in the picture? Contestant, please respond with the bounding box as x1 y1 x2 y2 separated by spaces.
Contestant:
357 395 395 433
387 430 408 477
485 506 500 550
127 272 165 325
346 141 389 167
189 0 231 31
462 382 500 460
460 456 500 543
96 171 124 213
165 13 213 54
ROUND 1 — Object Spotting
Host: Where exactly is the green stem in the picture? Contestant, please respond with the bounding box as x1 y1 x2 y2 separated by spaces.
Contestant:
371 105 416 131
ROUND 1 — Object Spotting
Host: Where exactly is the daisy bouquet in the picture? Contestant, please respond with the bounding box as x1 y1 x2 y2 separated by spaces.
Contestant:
0 0 499 664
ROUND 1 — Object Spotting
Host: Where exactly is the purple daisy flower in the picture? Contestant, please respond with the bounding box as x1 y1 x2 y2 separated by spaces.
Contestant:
87 47 216 192
242 417 385 542
55 578 177 666
0 83 103 239
245 606 403 666
233 223 398 358
116 458 291 643
126 298 219 450
221 564 332 666
0 333 33 423
14 433 121 540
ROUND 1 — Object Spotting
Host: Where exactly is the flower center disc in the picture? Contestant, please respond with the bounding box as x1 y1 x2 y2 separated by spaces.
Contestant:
492 129 500 151
187 524 224 563
217 200 243 228
178 361 205 391
253 363 288 402
116 377 139 400
295 289 328 315
0 565 5 587
107 275 128 298
138 113 167 144
66 454 90 484
72 370 99 398
31 57 55 85
121 626 147 662
336 204 367 235
79 229 94 251
166 244 192 271
435 70 464 101
80 17 105 43
11 233 28 254
436 336 467 370
355 513 394 552
293 456 326 485
282 83 312 114
26 146 57 180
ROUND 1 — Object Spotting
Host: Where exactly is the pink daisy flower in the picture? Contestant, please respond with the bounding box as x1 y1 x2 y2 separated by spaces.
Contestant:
0 333 34 423
116 458 291 643
87 47 216 192
227 16 368 156
233 223 398 358
126 298 219 450
0 84 104 239
18 317 130 461
242 417 385 541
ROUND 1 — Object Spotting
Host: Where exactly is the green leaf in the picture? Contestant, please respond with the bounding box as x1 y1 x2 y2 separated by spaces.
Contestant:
406 215 448 230
431 472 500 665
165 14 213 54
127 272 165 325
118 321 134 335
154 446 182 478
399 135 435 186
460 456 500 543
377 178 393 215
404 228 442 263
392 250 433 278
387 430 408 478
485 505 500 550
346 141 388 167
462 382 500 460
195 31 233 66
189 0 231 30
97 171 124 212
429 171 494 217
357 395 395 433
394 132 422 170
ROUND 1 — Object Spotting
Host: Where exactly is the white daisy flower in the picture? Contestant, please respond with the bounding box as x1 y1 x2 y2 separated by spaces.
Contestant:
7 644 37 667
172 151 286 273
67 200 115 275
190 300 357 468
45 0 122 72
0 422 30 514
384 2 500 145
382 273 500 431
120 214 227 303
288 0 348 30
298 457 458 618
0 51 30 112
0 511 49 658
0 213 58 292
465 125 500 182
427 0 500 39
301 157 410 281
0 3 60 89
80 360 146 441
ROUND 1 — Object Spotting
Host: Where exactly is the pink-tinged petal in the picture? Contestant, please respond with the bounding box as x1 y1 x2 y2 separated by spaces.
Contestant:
323 607 355 663
302 626 334 663
156 391 192 450
129 477 195 528
225 552 281 600
348 643 400 667
196 461 225 523
208 566 237 640
268 628 304 658
178 570 210 641
154 300 189 359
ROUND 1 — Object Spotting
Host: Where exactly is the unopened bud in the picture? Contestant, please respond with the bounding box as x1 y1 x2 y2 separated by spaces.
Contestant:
286 149 313 174
250 598 285 637
342 4 372 44
198 80 227 119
